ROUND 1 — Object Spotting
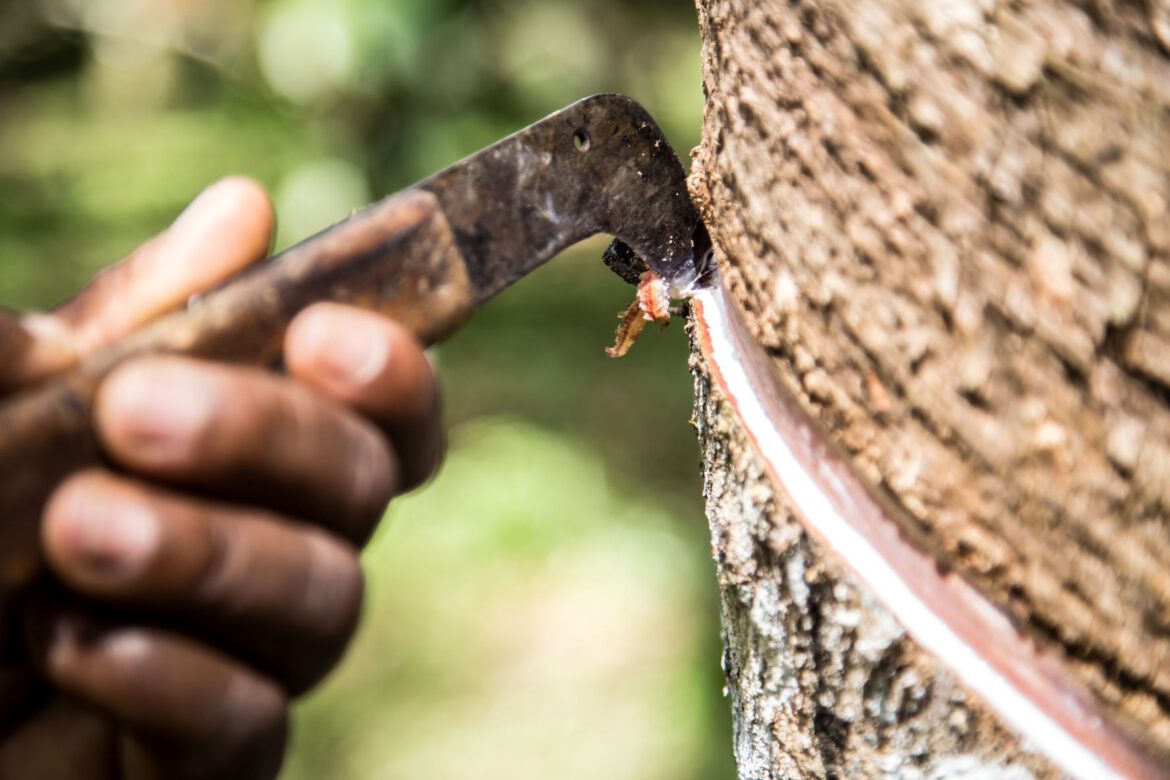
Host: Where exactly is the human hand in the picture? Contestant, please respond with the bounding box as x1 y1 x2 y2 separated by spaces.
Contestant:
0 178 441 778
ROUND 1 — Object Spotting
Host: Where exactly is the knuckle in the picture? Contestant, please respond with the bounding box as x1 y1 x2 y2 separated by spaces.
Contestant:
345 431 398 537
280 533 364 694
215 672 289 760
221 374 326 473
191 368 291 472
193 517 246 619
258 383 317 455
126 661 287 780
230 675 287 737
300 532 364 640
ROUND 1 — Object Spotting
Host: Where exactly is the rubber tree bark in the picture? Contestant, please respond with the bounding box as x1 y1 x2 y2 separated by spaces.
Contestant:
688 0 1170 776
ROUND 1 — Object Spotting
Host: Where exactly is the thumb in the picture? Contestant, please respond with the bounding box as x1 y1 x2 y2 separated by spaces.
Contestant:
0 309 65 394
0 309 30 377
4 177 275 390
54 177 275 355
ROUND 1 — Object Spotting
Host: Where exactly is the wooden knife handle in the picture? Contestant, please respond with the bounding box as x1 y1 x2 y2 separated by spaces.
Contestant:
0 189 474 588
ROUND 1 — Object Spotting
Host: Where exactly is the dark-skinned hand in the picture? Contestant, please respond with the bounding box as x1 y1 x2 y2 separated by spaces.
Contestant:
0 178 442 779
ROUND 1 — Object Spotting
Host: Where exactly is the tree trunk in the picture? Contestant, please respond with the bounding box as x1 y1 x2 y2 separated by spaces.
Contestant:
689 0 1170 776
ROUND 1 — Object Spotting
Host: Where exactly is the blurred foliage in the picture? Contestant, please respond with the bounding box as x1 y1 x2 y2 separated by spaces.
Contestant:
0 0 733 777
291 420 720 780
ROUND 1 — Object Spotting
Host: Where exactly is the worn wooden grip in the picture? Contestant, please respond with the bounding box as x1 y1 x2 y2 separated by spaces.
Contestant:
0 189 473 588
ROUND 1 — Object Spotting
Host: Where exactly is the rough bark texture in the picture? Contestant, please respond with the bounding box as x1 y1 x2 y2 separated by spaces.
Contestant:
690 0 1170 774
692 352 1059 777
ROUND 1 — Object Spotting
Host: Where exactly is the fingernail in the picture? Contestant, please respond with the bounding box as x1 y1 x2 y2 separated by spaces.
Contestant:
102 362 214 463
57 486 158 581
43 612 108 673
302 310 389 388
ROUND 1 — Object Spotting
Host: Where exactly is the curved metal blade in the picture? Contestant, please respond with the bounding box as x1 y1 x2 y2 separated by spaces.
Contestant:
417 93 704 303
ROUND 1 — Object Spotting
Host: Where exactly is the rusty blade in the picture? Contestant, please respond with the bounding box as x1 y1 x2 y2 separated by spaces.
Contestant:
417 93 703 303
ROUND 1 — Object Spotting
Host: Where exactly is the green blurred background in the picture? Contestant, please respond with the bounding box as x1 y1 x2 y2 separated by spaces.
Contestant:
0 1 733 777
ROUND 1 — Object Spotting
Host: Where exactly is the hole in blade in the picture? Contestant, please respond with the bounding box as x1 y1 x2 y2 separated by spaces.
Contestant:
573 129 591 152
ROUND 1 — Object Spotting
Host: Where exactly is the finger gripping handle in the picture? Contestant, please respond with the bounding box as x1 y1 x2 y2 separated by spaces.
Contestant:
0 189 473 588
